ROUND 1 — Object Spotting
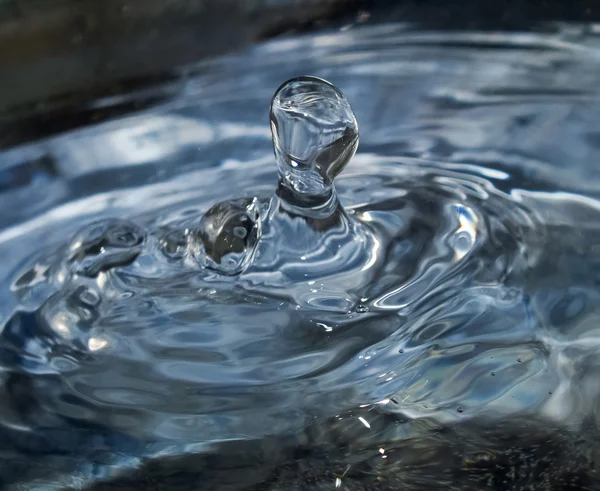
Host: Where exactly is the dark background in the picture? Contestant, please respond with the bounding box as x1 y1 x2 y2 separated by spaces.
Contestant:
1 0 599 148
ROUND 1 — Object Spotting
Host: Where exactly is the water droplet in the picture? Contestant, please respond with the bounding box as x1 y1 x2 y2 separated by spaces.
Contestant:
399 349 405 354
67 219 145 277
270 76 358 202
355 303 369 313
192 198 261 276
160 229 188 259
457 406 464 413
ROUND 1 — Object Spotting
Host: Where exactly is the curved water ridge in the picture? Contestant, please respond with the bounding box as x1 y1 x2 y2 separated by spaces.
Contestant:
2 22 600 489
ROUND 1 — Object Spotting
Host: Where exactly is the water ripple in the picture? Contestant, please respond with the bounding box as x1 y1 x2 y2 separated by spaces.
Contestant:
2 21 600 489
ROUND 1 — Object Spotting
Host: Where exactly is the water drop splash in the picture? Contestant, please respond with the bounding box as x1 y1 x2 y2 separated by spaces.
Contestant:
189 76 381 313
227 76 381 312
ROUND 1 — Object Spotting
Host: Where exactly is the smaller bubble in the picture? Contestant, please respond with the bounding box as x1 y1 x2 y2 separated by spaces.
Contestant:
457 406 464 413
355 304 369 314
399 349 405 354
491 371 496 376
192 198 261 276
517 358 522 363
160 229 188 260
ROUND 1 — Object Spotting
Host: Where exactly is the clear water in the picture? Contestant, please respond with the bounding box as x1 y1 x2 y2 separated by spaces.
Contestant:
2 23 600 490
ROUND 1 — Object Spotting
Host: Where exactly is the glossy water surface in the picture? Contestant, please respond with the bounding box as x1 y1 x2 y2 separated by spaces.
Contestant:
2 23 600 490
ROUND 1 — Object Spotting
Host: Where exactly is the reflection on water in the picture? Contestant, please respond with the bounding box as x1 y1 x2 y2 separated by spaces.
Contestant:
2 22 600 490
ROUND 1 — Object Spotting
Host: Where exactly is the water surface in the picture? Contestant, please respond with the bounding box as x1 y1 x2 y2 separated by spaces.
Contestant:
1 22 600 490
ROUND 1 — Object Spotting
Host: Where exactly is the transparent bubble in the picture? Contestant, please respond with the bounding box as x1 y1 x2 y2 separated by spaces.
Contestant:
192 198 261 276
270 76 359 200
355 303 369 313
159 229 189 260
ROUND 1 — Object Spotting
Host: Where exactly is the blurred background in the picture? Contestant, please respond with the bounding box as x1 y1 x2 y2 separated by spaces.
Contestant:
1 0 598 149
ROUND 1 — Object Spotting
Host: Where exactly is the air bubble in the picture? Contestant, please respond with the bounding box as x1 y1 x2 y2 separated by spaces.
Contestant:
192 198 261 276
160 229 189 260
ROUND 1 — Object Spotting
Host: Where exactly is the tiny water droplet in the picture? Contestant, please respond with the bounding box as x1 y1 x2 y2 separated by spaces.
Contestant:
355 303 369 313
